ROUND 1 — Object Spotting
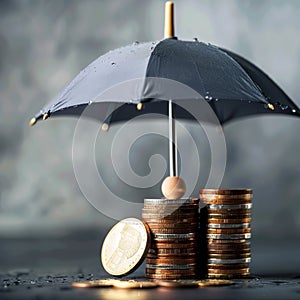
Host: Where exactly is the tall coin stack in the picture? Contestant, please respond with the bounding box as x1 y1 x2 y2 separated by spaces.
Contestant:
142 198 199 280
199 189 252 279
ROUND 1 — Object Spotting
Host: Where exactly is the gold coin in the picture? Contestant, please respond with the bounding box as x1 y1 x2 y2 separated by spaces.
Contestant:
207 218 251 224
201 198 252 204
208 253 251 259
153 242 198 248
148 247 197 256
143 218 197 224
146 268 197 275
146 257 197 265
208 268 250 275
196 279 234 287
207 228 251 234
208 274 249 279
149 227 197 234
146 273 196 280
157 280 198 288
200 189 252 195
207 263 249 269
71 279 116 288
147 222 198 229
113 280 158 289
101 218 150 277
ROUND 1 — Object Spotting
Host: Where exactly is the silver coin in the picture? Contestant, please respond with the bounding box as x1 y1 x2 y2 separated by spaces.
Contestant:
207 223 250 229
207 257 251 264
144 198 198 205
146 264 196 270
206 233 251 240
154 233 196 239
206 204 252 210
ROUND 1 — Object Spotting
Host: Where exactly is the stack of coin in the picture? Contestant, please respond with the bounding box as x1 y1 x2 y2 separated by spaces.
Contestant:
142 198 199 280
199 189 252 279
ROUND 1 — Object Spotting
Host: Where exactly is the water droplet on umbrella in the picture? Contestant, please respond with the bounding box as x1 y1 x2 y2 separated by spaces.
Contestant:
209 96 213 101
193 38 198 42
206 91 210 94
30 280 36 285
133 41 139 45
111 62 116 65
292 109 296 113
205 96 209 100
280 105 288 110
150 47 154 50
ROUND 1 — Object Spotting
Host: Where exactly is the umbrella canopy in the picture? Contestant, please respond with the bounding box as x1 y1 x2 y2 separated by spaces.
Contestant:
30 37 300 127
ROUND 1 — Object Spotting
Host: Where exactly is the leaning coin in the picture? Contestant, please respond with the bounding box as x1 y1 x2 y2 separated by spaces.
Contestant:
195 279 234 287
101 218 150 276
113 280 158 289
157 280 198 288
71 279 116 288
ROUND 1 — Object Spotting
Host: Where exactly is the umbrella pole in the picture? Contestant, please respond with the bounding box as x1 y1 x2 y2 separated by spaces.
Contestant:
169 100 177 177
161 2 186 199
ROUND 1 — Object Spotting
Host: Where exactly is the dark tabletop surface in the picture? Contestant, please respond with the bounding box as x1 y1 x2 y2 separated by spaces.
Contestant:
1 233 300 300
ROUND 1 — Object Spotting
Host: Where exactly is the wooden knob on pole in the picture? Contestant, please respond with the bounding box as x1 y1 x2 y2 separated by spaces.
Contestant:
164 1 174 38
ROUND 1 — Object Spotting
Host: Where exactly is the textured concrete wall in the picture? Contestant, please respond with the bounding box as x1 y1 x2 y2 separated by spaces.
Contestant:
0 0 299 238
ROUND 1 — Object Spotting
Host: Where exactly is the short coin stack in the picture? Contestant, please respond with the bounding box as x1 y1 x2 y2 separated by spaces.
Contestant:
142 198 199 280
199 189 252 279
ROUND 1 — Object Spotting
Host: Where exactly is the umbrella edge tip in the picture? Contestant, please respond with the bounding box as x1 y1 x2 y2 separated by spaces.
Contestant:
29 117 37 127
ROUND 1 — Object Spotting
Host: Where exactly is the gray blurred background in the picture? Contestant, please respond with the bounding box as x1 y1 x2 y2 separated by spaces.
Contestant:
0 0 300 248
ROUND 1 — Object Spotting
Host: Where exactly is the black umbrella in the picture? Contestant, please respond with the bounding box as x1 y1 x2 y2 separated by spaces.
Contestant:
30 2 300 198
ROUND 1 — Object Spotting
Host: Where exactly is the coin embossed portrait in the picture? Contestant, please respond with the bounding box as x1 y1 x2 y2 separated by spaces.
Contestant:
101 218 150 276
